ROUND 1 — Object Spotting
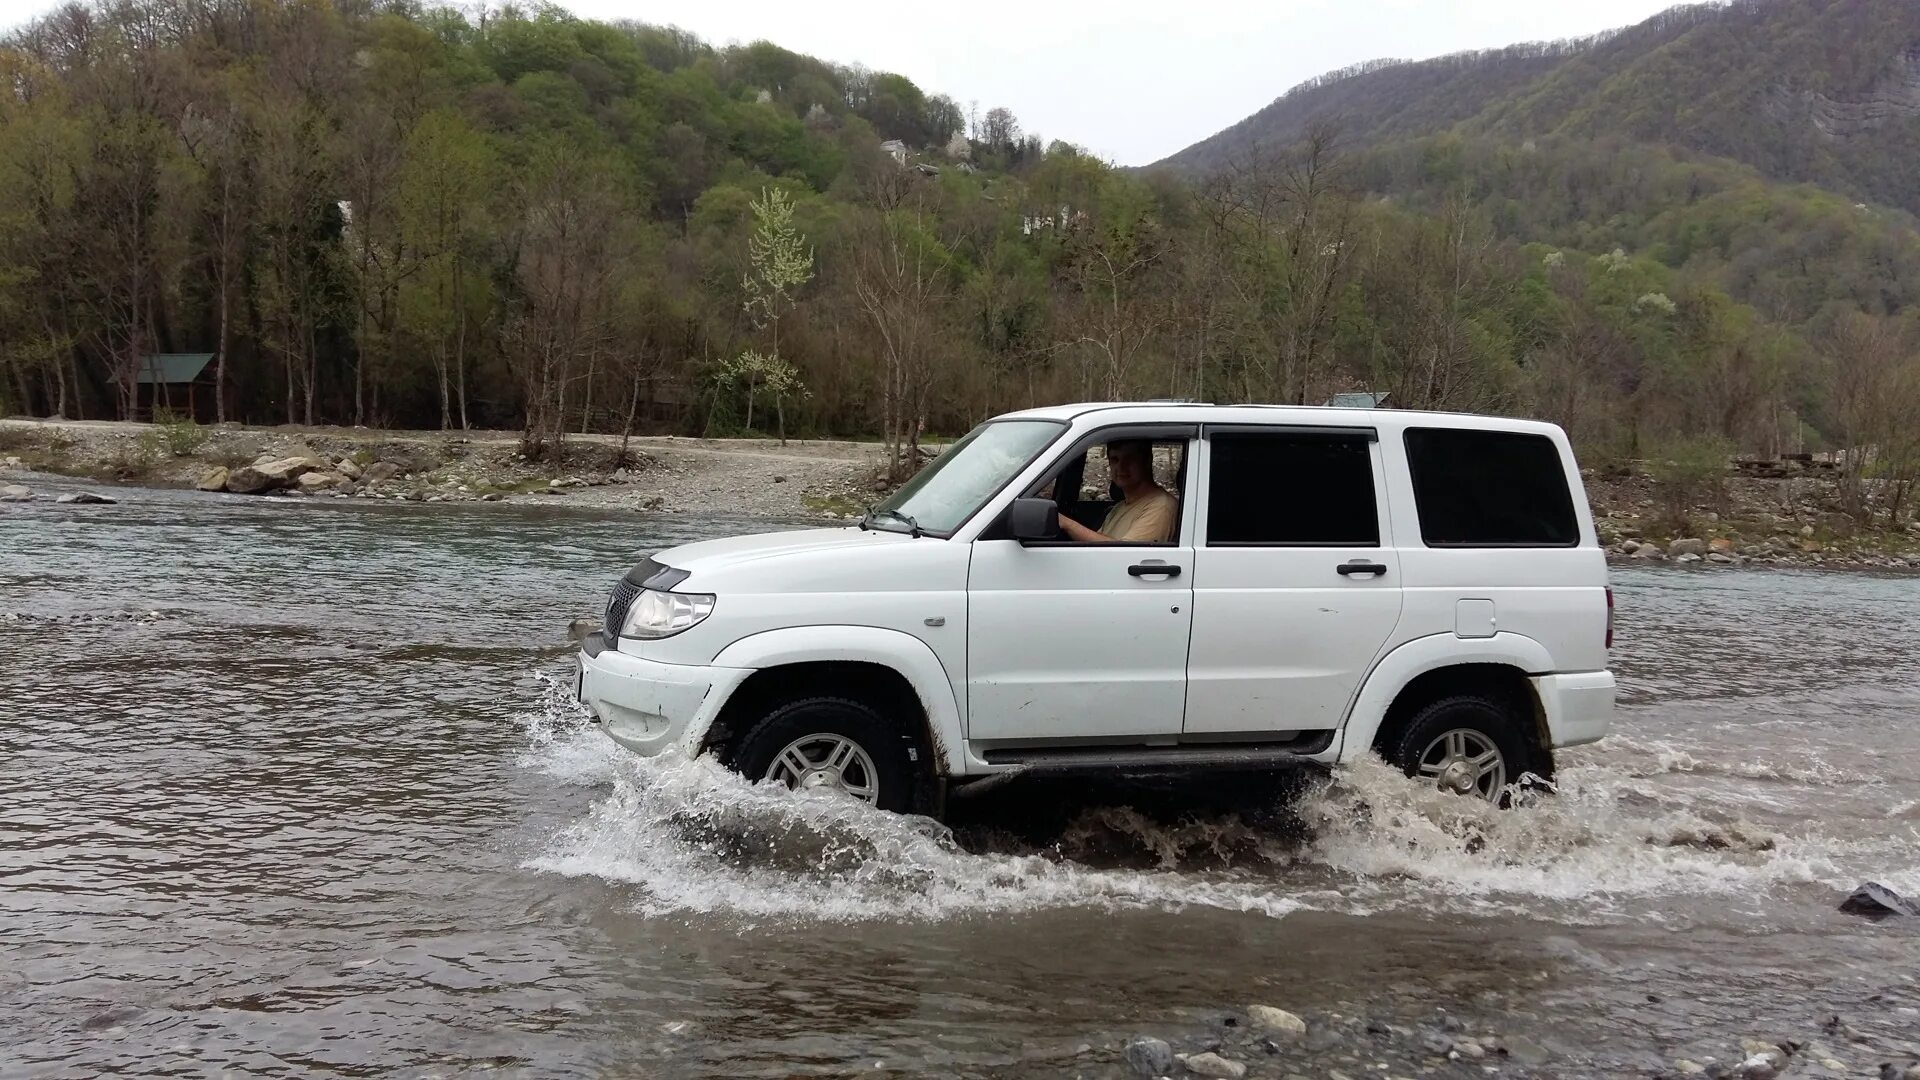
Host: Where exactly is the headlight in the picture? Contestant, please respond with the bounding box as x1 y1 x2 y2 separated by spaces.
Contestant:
619 588 715 639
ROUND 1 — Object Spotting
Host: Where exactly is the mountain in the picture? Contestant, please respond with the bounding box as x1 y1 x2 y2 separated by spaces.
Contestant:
1155 0 1920 214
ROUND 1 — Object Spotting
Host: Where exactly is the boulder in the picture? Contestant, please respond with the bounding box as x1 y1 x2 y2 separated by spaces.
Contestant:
297 471 344 492
1706 551 1735 564
1840 881 1920 918
336 458 363 480
227 455 330 495
251 451 280 466
1177 1052 1247 1079
55 492 116 504
1709 537 1736 553
0 483 31 502
1123 1036 1174 1077
197 466 230 492
363 461 402 484
1668 538 1710 557
1632 542 1666 559
1246 1005 1307 1038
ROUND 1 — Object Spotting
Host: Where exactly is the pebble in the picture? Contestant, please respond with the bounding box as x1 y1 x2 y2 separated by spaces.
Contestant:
1420 1032 1453 1055
1454 1038 1485 1060
1177 1051 1247 1079
1124 1035 1174 1078
1247 1005 1308 1038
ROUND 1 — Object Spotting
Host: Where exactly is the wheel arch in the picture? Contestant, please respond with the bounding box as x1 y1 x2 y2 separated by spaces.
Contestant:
1338 633 1554 769
702 626 966 778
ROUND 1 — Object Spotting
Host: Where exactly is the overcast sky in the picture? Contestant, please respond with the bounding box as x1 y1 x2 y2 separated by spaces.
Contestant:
0 0 1684 164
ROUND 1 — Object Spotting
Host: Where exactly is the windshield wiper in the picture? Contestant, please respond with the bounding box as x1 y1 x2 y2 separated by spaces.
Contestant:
861 508 922 537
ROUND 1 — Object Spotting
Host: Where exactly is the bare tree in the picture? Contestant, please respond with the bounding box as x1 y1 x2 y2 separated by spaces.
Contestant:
853 212 950 481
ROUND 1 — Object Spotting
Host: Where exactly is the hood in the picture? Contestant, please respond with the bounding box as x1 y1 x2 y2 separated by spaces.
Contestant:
648 527 916 582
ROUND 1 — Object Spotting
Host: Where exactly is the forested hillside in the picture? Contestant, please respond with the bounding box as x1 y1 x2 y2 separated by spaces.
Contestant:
0 0 1916 509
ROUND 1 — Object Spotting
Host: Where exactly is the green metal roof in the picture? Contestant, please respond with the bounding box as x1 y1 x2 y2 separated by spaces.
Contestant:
135 353 215 384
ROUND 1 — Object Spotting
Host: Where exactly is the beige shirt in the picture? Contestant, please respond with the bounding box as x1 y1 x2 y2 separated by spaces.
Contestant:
1099 488 1177 542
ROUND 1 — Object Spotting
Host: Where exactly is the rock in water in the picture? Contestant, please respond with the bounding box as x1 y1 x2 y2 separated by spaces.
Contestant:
1246 1005 1307 1038
55 492 116 504
1177 1052 1247 1079
197 466 229 492
1840 881 1920 918
1124 1036 1174 1077
1 484 34 502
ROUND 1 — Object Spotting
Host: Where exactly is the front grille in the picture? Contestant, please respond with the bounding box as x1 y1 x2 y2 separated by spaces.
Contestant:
604 578 643 637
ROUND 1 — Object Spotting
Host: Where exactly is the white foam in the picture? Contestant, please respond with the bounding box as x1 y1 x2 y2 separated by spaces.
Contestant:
514 683 1307 922
1296 756 1848 916
511 674 1904 925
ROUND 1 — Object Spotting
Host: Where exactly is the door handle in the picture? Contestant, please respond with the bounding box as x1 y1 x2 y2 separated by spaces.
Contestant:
1336 560 1388 577
1128 563 1183 578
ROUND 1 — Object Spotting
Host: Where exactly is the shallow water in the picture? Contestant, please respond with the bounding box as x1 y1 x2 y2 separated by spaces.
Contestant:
3 479 1919 1078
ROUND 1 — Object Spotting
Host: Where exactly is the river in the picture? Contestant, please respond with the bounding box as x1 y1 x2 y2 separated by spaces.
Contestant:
3 479 1918 1078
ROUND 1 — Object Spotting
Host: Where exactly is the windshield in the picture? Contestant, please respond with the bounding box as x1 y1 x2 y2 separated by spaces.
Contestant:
869 420 1064 536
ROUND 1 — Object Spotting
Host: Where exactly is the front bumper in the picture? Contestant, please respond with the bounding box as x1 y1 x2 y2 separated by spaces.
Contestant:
1531 670 1616 749
575 631 752 756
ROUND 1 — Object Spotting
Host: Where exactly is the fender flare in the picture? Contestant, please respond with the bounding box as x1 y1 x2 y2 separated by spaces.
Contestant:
708 625 967 777
1336 632 1554 763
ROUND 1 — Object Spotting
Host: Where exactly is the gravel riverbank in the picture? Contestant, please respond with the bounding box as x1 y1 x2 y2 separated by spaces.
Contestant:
0 417 885 521
5 417 1918 571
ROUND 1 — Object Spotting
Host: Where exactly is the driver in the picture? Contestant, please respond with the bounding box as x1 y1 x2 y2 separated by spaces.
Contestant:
1056 440 1177 543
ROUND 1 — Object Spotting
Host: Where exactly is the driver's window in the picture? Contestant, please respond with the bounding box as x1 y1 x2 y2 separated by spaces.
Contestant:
1080 444 1184 501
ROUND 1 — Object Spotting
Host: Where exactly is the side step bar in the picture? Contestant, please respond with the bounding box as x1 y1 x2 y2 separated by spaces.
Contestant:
980 734 1334 772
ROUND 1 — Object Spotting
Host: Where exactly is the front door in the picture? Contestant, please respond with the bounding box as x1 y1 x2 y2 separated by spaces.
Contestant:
1182 427 1405 736
965 431 1196 744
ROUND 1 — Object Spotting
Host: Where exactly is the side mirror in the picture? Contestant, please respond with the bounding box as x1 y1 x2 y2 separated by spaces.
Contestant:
1009 497 1059 541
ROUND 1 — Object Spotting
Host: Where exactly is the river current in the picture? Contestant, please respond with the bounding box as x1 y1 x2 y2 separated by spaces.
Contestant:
3 479 1918 1077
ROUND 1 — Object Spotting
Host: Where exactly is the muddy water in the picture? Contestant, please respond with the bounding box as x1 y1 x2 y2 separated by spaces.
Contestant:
3 480 1919 1078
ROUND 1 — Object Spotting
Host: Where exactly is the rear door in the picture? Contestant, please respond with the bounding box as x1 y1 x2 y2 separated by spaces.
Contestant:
1181 426 1404 737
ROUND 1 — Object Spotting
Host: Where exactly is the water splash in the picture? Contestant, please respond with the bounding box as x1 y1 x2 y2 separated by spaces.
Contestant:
516 673 1896 924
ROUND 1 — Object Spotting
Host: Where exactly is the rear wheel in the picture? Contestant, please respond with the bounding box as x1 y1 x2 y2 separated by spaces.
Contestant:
730 697 914 812
1385 695 1530 803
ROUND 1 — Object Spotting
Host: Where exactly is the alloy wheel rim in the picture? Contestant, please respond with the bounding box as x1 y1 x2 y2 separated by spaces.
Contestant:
764 734 880 803
1416 728 1507 800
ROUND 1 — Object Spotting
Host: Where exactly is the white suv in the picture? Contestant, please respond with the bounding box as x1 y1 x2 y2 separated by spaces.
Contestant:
576 403 1615 812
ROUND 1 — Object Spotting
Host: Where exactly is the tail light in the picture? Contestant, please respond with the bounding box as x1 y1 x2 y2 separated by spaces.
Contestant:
1605 587 1615 650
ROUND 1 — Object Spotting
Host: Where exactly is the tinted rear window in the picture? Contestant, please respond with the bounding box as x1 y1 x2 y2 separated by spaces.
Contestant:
1404 428 1578 547
1207 432 1379 545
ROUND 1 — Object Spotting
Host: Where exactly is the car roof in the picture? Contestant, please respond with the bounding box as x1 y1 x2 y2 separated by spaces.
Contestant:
991 401 1566 438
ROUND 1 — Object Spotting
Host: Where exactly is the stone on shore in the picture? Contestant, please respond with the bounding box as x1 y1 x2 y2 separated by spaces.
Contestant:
363 461 402 484
1124 1036 1174 1077
1632 541 1666 558
296 471 344 492
226 455 330 495
336 458 363 480
1246 1005 1307 1038
1669 537 1710 557
198 466 229 492
1177 1051 1247 1079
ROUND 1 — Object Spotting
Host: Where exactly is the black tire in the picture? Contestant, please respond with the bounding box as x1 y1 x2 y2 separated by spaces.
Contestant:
1385 694 1532 804
730 696 916 812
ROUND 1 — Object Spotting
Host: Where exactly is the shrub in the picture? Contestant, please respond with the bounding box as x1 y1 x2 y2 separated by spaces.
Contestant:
141 411 209 457
1645 435 1733 534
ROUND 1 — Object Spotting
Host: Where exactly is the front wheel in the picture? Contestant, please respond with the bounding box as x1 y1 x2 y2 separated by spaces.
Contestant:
730 697 915 812
1385 695 1531 803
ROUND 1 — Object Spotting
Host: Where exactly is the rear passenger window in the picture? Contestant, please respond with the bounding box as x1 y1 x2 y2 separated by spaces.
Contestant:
1404 428 1578 546
1207 432 1378 545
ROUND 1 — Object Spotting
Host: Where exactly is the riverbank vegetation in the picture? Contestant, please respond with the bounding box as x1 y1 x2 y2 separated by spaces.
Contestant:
1 0 1918 519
